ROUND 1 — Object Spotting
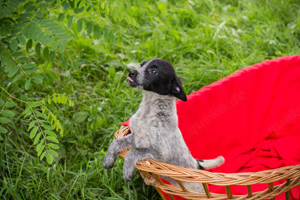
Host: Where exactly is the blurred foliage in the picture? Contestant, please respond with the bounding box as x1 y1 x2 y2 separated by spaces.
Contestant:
0 0 139 164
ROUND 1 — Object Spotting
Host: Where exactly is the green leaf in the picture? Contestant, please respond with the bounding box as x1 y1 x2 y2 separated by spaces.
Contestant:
30 102 40 108
112 9 118 22
0 13 4 20
58 53 64 61
28 120 35 131
51 41 59 51
43 47 49 61
5 60 14 72
49 149 58 157
25 79 31 90
50 51 55 63
72 62 79 71
35 43 41 57
77 19 82 32
125 15 132 25
41 35 50 45
27 25 38 39
10 39 18 51
59 44 65 52
48 143 59 149
41 124 55 130
67 15 73 27
8 66 19 77
62 2 70 10
0 117 11 123
18 57 30 62
37 112 47 120
118 12 123 22
57 13 65 22
46 36 54 45
40 151 46 160
44 130 57 138
62 58 67 70
22 107 30 116
34 132 42 145
23 63 35 69
103 27 109 41
26 39 32 52
12 52 23 57
46 136 59 143
0 126 7 133
26 5 36 12
12 83 19 93
32 17 39 24
36 142 43 152
36 11 43 18
86 21 93 34
24 1 34 9
36 32 45 43
2 110 15 117
12 74 23 83
74 7 84 14
0 100 4 107
37 145 45 156
78 0 86 8
109 32 116 45
6 102 17 108
101 2 105 9
117 36 123 47
32 75 44 80
74 112 88 123
25 67 39 73
1 55 9 67
30 127 38 139
33 78 43 84
17 35 26 44
46 153 53 164
39 3 49 8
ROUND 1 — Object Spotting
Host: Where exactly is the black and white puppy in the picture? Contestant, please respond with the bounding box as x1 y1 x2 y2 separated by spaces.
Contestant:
103 58 224 190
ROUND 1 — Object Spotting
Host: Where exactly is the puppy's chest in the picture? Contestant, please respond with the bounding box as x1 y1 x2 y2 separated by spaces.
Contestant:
130 107 153 135
129 107 155 148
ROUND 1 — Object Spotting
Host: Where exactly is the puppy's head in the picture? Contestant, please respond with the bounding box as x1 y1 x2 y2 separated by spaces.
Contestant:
127 58 187 101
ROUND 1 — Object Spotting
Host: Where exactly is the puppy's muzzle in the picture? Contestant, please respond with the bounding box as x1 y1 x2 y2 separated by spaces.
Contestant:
128 70 137 80
127 69 139 87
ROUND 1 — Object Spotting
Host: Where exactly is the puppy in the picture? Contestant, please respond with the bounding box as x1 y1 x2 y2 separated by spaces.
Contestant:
103 58 224 191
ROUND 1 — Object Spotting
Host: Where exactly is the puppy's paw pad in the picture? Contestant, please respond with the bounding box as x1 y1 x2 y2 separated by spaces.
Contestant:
102 155 115 169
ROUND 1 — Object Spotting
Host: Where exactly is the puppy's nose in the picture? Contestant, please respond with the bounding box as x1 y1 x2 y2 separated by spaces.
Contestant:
129 70 137 77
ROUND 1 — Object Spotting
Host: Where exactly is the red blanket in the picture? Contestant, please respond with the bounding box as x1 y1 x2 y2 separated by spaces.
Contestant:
122 55 300 199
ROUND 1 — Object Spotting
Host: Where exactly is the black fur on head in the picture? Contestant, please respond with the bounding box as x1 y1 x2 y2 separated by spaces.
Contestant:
127 58 187 101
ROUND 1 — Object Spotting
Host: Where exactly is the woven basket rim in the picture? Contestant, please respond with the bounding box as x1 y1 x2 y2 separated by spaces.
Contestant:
115 125 300 186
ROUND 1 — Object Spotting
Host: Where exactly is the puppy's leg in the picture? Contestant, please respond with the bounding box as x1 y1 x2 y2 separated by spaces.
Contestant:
103 134 134 169
197 156 225 170
123 148 154 182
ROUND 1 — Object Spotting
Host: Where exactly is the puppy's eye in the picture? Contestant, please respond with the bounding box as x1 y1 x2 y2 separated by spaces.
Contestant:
150 68 158 75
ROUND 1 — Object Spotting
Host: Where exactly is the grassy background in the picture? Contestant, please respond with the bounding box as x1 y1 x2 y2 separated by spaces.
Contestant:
1 0 300 199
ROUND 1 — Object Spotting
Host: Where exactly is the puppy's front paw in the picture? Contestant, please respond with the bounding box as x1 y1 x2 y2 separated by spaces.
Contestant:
123 169 134 182
102 154 116 169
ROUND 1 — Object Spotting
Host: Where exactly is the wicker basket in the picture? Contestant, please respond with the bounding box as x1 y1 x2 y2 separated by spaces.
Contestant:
115 126 300 200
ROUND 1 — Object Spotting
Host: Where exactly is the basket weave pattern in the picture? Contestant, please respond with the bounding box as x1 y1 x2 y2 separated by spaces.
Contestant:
115 126 300 200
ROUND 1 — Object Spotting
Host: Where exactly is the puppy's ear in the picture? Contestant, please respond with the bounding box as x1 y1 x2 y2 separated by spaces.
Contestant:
171 76 187 101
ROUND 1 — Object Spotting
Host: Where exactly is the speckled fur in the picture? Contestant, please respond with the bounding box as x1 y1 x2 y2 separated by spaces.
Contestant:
103 58 224 191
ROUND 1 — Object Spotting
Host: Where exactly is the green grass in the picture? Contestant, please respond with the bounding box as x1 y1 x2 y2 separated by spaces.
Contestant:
1 0 300 199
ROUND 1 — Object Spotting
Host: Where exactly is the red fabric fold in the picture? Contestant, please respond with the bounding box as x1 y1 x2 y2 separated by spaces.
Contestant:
122 56 300 199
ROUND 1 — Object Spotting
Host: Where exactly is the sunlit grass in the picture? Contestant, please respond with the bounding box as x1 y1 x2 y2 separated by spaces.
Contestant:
1 0 300 199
